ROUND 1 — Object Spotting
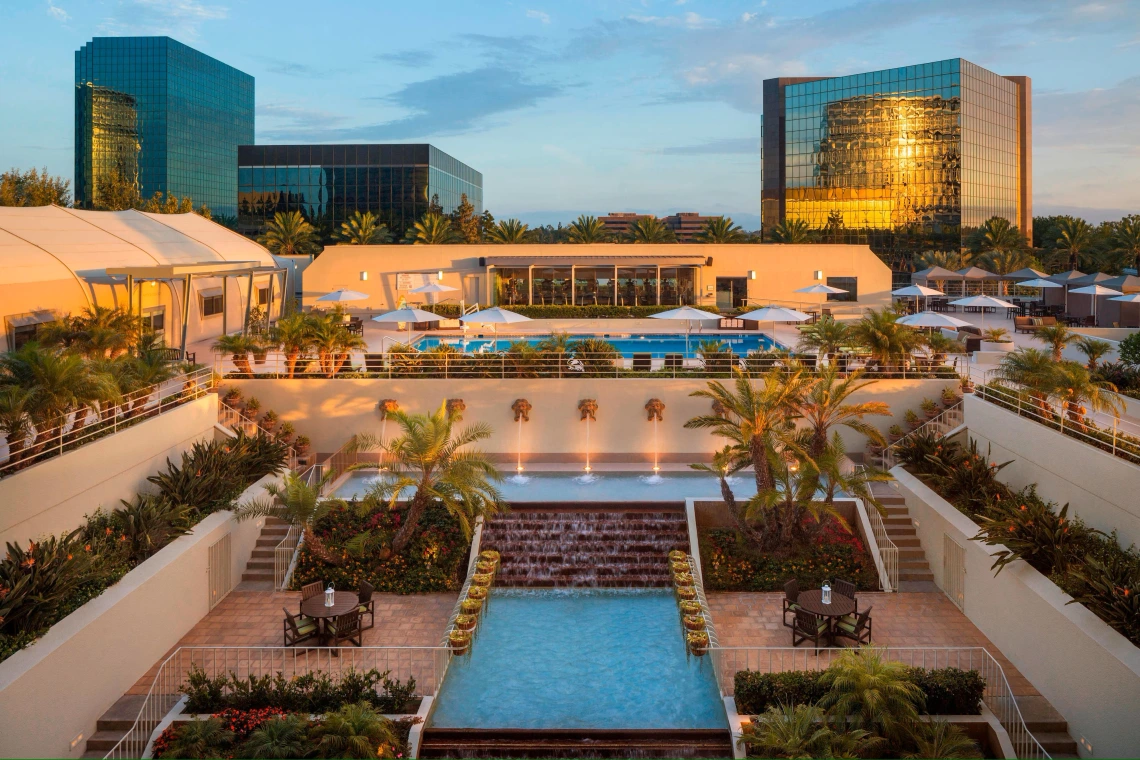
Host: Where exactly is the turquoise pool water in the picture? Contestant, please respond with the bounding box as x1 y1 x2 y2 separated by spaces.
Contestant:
429 588 727 729
334 470 759 502
415 332 780 358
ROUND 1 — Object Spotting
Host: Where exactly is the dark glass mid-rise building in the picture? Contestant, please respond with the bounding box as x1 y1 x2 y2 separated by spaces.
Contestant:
75 37 254 216
237 144 483 240
761 59 1031 267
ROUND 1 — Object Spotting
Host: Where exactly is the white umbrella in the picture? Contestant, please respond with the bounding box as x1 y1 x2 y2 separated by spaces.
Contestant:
1070 284 1123 325
948 295 1016 334
738 306 812 323
460 306 532 340
409 281 459 312
897 311 972 329
650 305 721 355
316 288 369 302
892 284 944 313
794 283 847 313
372 307 442 344
1109 293 1140 303
1016 278 1062 290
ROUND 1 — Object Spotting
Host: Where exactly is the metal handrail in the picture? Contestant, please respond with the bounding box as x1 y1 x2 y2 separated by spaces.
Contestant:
217 399 298 471
101 645 451 759
0 366 213 478
713 645 1050 759
880 401 965 469
851 468 899 594
273 522 303 591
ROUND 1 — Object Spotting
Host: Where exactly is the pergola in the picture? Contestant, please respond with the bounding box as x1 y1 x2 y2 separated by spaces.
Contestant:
105 261 287 355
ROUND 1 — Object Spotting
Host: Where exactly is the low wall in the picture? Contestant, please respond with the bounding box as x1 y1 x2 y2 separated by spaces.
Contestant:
0 395 220 547
891 467 1140 758
964 394 1140 547
229 377 956 460
0 473 277 759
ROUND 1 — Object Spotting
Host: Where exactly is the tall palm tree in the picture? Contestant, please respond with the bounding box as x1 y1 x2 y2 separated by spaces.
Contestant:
1034 322 1077 362
848 308 924 370
796 316 851 359
1052 216 1095 272
975 216 1025 256
625 216 676 243
796 367 890 458
566 214 610 243
694 216 747 243
257 211 322 256
269 312 315 378
916 250 969 270
1074 336 1114 371
311 703 398 760
767 219 811 243
750 446 845 547
334 211 392 245
819 647 924 742
814 433 892 509
235 470 346 565
486 218 531 244
405 213 460 244
354 401 505 554
996 348 1056 412
307 314 365 377
689 446 754 539
1110 214 1140 274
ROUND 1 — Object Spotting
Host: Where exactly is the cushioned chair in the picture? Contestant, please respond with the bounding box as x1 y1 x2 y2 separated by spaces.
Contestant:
327 610 363 648
834 606 873 646
632 353 652 372
664 353 684 369
283 608 318 647
791 609 829 651
782 579 801 628
832 578 858 612
358 581 375 631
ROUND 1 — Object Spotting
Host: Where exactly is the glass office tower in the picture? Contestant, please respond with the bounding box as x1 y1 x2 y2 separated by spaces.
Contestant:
761 59 1031 268
237 144 483 241
75 37 254 216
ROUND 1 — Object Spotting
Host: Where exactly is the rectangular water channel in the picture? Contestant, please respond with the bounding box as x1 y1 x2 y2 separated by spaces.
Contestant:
429 588 727 730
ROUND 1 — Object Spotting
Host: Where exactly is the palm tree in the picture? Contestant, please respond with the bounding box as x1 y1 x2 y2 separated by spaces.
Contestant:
1110 214 1140 274
814 433 892 508
767 219 811 243
164 717 234 759
905 719 983 759
750 446 845 547
406 213 460 244
1047 361 1123 429
307 314 365 377
257 211 322 256
269 312 315 378
235 470 347 565
848 308 924 370
241 713 309 759
625 216 676 243
1052 216 1095 271
334 211 392 245
975 216 1024 256
486 218 531 244
0 386 35 465
819 647 924 742
1074 336 1114 371
311 703 398 760
213 333 259 377
694 217 747 243
685 367 814 494
566 214 610 243
355 401 504 554
742 703 835 758
796 367 890 458
916 250 969 270
996 348 1056 412
689 446 754 539
1034 322 1076 362
0 343 111 444
796 316 851 360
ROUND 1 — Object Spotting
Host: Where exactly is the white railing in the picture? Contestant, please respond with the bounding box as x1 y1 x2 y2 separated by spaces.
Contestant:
850 477 898 594
102 645 451 759
0 366 212 478
217 400 298 472
712 646 1050 760
273 522 303 591
880 401 965 469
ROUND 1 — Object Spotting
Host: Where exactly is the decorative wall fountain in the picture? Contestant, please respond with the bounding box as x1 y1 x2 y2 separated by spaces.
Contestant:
376 399 399 465
446 398 466 417
645 399 665 475
511 399 531 478
578 399 598 474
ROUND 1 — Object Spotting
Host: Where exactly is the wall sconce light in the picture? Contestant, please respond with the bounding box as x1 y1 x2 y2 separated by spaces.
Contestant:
437 270 444 280
748 270 757 280
814 270 823 281
360 271 368 281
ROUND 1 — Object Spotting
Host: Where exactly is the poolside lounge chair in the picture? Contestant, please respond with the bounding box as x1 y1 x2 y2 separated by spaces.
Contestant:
632 353 652 372
283 608 318 647
791 609 829 652
834 606 873 646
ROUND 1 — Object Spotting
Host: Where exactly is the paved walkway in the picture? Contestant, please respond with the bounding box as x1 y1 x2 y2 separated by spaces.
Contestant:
708 590 1039 697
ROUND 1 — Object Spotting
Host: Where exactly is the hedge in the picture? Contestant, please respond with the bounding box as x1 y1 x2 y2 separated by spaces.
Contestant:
733 666 984 716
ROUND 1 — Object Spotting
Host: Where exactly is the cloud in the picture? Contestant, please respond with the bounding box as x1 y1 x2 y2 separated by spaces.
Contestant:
526 9 550 24
376 49 436 68
660 137 759 155
46 1 69 22
97 0 228 38
255 58 343 78
257 103 347 132
1035 75 1140 153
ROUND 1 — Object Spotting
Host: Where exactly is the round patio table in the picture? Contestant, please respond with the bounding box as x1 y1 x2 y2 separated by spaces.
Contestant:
797 589 855 646
300 591 359 646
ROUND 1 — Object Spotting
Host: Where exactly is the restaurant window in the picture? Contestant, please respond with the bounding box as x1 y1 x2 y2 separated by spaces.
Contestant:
826 277 857 302
495 268 530 305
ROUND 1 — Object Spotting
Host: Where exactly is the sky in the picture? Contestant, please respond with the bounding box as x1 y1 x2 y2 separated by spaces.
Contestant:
2 0 1140 229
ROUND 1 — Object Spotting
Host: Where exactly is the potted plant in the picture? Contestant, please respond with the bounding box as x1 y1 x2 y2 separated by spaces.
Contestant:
941 386 960 407
960 375 976 394
905 409 922 430
277 422 295 444
460 598 483 616
675 586 697 601
479 549 500 566
920 398 939 419
887 424 905 443
673 571 694 587
683 614 706 631
455 614 477 632
449 629 472 655
467 585 488 601
471 572 493 587
244 397 261 416
222 387 242 406
475 559 497 575
668 550 687 562
686 630 710 656
293 435 310 456
261 409 279 432
252 340 269 366
679 600 702 616
670 560 690 574
981 327 1015 352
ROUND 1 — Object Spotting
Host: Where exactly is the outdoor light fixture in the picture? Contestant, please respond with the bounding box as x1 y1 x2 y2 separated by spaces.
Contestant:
324 584 335 607
437 270 444 280
814 270 823 281
748 270 756 280
821 581 832 605
360 271 368 281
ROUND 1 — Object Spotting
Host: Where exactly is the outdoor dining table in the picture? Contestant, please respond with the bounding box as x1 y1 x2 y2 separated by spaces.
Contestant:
797 589 856 646
300 591 360 647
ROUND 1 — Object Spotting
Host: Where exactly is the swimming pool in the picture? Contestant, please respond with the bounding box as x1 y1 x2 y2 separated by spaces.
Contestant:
414 332 781 358
429 588 727 729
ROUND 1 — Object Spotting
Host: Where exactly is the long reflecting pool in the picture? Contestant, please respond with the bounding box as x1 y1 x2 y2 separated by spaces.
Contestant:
430 588 727 729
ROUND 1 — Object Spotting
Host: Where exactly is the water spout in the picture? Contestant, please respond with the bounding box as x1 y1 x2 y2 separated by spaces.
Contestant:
584 417 591 473
516 416 524 475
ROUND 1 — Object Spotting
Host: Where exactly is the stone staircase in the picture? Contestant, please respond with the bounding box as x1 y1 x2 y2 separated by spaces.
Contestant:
239 517 290 588
81 694 149 758
479 505 688 587
870 484 934 588
1018 695 1081 757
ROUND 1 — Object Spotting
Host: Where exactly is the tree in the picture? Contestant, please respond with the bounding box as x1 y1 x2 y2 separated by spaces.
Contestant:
0 167 71 207
1074 336 1114 371
427 193 444 217
625 216 676 243
916 250 968 270
1047 361 1123 428
479 209 495 241
334 211 391 245
405 213 460 245
257 211 322 256
566 214 610 243
1053 216 1096 271
310 703 398 759
212 333 258 377
1034 323 1076 362
796 316 850 359
996 348 1056 412
0 343 114 445
0 386 35 463
796 367 890 459
140 191 193 214
307 313 366 377
235 470 347 565
972 216 1025 256
848 308 924 370
694 216 747 243
819 647 924 742
450 193 480 243
767 219 811 243
94 168 140 211
269 312 315 378
689 446 754 539
750 445 845 547
814 433 892 508
486 218 531 244
1109 214 1140 274
356 401 505 554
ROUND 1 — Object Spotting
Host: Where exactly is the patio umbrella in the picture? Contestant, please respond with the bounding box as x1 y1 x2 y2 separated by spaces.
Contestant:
737 306 813 323
1109 293 1140 303
1069 284 1123 325
409 281 458 312
372 306 442 344
460 306 532 338
1102 274 1140 292
1003 267 1049 281
316 288 369 302
896 311 972 329
948 295 1016 334
892 284 944 313
650 305 721 354
794 283 847 313
1048 270 1086 313
1016 278 1062 290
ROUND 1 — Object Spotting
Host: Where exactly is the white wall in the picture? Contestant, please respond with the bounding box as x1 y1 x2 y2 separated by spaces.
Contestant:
964 395 1140 547
0 395 219 547
0 474 277 759
892 467 1140 758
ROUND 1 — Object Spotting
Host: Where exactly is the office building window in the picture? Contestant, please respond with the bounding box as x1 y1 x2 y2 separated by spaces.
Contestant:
826 277 857 302
201 294 224 317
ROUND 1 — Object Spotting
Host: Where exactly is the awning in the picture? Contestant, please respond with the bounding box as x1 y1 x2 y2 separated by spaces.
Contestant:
104 261 274 279
484 254 707 267
197 287 224 298
4 310 58 328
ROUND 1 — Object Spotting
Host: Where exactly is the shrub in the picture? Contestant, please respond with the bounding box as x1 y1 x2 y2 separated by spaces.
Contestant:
905 667 985 715
1119 332 1140 368
181 667 419 715
148 433 289 516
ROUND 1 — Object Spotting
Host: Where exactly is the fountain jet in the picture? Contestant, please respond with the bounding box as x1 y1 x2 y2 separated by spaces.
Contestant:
578 399 598 474
511 399 532 480
645 399 665 474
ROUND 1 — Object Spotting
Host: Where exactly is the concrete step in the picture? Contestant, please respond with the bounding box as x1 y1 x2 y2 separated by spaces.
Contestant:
899 560 931 570
84 730 129 752
899 571 934 582
893 538 921 547
251 548 275 559
884 517 913 526
883 506 909 515
1033 732 1079 754
95 694 147 731
243 572 275 582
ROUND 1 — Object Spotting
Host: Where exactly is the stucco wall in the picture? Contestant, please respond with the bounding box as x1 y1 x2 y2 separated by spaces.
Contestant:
964 395 1140 546
892 467 1140 758
0 395 220 547
228 377 956 460
0 474 275 759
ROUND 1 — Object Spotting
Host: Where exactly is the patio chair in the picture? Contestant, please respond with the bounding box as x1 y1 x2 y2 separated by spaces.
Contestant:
282 608 318 647
791 609 829 652
834 606 873 646
300 581 322 614
364 353 384 372
832 578 857 612
358 581 375 630
1081 315 1096 327
664 353 683 369
327 610 363 648
632 353 652 372
782 579 801 628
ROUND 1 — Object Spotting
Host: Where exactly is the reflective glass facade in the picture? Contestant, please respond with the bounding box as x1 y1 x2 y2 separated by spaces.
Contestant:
493 266 696 306
75 37 254 216
761 59 1030 265
237 144 483 240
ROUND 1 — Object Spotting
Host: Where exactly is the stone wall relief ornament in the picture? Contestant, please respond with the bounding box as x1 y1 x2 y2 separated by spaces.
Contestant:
578 399 598 422
645 398 665 422
446 399 467 417
512 399 532 422
377 399 399 419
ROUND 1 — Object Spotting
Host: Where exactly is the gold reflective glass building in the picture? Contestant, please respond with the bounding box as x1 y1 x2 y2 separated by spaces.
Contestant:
761 59 1031 267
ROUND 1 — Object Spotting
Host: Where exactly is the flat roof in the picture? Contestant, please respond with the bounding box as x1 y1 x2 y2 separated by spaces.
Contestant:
485 254 708 267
